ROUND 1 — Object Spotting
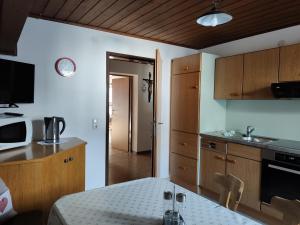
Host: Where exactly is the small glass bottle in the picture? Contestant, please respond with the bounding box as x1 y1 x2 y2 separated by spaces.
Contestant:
163 191 173 224
176 193 187 224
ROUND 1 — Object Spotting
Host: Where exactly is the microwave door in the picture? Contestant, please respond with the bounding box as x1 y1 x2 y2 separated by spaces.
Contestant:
0 122 26 143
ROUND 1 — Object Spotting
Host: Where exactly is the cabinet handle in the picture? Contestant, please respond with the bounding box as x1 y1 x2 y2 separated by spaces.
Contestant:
214 155 225 161
230 93 239 97
227 159 236 164
208 143 216 149
184 65 189 71
191 85 198 89
178 166 187 171
69 156 74 161
180 142 188 146
64 158 69 163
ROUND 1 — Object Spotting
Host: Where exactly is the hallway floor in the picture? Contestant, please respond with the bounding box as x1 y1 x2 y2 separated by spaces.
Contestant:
108 147 152 185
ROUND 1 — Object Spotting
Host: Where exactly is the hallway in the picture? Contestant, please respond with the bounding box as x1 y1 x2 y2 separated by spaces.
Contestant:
108 147 152 185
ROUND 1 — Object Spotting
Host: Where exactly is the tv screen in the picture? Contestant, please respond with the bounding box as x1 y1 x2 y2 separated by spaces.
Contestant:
0 59 35 104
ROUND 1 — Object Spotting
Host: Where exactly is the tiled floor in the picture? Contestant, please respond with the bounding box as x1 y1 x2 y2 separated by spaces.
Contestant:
108 147 152 185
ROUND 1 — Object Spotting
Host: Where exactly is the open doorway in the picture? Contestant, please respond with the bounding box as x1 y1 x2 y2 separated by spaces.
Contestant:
106 52 156 185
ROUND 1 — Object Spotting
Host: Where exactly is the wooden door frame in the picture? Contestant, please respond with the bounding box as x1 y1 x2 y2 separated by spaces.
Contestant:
105 52 156 186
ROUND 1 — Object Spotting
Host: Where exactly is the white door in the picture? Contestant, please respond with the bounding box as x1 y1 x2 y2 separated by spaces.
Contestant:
111 77 130 152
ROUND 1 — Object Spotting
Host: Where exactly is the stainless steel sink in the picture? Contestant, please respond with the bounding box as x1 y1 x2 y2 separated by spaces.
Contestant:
241 136 277 143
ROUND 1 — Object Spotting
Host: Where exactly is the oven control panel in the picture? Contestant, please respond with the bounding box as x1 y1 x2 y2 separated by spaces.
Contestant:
275 153 300 165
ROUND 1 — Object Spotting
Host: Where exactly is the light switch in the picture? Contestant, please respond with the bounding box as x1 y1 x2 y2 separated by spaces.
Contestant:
92 119 99 129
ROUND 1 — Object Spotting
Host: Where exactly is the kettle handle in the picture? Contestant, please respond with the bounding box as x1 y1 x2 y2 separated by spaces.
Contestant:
59 118 66 135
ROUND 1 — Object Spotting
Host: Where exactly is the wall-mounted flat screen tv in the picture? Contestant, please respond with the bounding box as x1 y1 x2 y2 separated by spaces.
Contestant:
0 58 35 104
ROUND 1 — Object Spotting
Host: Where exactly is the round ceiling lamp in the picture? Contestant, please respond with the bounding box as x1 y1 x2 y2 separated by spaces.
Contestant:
196 0 233 27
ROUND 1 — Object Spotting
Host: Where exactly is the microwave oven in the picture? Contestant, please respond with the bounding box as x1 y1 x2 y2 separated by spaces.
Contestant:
0 115 32 151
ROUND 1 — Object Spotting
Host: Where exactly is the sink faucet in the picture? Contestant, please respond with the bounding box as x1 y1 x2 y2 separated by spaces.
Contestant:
246 126 255 138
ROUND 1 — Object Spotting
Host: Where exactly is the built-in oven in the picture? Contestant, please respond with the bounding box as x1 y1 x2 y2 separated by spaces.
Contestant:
261 149 300 204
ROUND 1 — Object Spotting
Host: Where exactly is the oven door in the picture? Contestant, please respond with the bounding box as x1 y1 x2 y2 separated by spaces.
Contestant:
261 159 300 203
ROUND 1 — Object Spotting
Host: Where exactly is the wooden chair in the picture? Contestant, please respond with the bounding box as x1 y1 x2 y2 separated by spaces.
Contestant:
214 172 244 211
271 196 300 225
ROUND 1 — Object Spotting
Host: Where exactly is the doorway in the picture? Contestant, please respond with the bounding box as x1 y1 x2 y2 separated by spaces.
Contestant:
106 52 156 185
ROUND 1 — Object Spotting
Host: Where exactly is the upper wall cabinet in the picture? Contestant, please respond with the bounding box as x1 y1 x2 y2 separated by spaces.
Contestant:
214 55 244 99
172 54 201 75
279 43 300 82
243 48 279 99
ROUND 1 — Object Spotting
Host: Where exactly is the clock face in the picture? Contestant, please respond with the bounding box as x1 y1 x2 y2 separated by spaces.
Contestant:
55 57 76 77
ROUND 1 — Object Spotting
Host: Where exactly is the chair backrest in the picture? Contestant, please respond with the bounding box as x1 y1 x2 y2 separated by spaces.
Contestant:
271 196 300 225
214 172 244 211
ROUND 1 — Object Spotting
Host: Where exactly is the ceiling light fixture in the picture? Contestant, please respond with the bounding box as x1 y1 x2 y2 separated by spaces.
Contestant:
196 0 233 27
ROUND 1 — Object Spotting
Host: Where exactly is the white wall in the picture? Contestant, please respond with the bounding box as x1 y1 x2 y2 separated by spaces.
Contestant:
200 53 226 133
203 25 300 141
0 17 197 190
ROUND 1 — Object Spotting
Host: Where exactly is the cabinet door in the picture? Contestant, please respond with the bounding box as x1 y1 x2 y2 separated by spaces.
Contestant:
200 149 226 193
243 48 279 99
0 163 43 213
214 55 244 99
67 145 85 193
170 153 197 186
18 162 43 212
43 150 70 212
43 146 85 212
171 73 199 133
172 54 201 75
279 43 300 81
226 155 261 211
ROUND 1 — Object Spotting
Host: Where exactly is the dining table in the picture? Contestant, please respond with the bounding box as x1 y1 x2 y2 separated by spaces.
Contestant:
47 178 263 225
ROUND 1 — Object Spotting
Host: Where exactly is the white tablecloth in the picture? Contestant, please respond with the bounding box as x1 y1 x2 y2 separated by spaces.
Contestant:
48 178 263 225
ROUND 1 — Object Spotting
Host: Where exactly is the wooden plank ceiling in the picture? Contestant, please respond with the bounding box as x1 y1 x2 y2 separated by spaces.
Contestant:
30 0 300 49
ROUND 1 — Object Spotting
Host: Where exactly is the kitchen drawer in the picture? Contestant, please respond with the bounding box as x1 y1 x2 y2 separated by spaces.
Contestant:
227 143 261 161
170 131 199 159
172 54 201 75
201 138 227 154
170 153 197 186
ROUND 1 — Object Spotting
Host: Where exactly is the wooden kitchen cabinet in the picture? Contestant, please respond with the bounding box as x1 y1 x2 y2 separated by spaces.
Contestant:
0 162 43 213
214 55 244 99
171 72 199 133
0 138 86 218
170 54 201 190
170 152 198 186
172 53 201 75
170 130 199 159
43 144 85 212
243 48 279 99
200 148 226 193
279 43 300 81
227 143 261 211
200 139 227 193
226 154 261 211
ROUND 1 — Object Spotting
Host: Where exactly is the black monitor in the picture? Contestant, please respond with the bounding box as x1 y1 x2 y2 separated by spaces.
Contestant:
0 58 35 104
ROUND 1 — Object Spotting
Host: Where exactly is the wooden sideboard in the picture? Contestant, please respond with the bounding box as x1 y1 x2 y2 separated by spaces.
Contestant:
0 138 86 218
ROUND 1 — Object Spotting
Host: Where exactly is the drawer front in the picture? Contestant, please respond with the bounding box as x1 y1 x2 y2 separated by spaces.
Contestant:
201 138 227 154
172 54 201 75
170 131 199 159
227 143 261 161
170 153 197 185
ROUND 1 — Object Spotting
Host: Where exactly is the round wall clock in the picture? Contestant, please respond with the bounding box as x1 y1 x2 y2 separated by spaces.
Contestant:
55 57 76 77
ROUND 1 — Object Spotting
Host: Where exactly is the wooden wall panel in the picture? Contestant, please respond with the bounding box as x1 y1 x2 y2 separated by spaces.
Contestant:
26 0 300 49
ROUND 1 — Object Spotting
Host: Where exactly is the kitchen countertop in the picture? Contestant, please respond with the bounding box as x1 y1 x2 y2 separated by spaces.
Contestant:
0 137 86 164
201 132 300 155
